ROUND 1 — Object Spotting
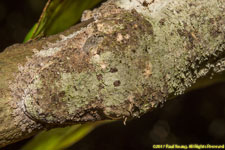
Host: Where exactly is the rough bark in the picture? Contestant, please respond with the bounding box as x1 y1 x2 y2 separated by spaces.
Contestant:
0 0 224 147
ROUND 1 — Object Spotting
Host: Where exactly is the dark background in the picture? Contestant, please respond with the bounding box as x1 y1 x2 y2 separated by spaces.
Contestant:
1 0 225 150
0 0 47 52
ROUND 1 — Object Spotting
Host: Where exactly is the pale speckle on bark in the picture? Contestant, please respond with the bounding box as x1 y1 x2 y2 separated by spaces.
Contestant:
0 0 224 147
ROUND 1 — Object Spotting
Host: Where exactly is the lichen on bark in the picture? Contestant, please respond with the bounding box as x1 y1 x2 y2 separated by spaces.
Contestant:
11 8 156 125
0 0 224 147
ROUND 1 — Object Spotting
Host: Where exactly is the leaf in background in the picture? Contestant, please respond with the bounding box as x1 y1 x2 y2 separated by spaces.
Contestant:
22 121 110 150
23 23 38 42
30 0 102 39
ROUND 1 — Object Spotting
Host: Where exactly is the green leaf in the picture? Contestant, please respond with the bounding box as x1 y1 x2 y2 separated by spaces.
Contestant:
26 0 102 40
22 121 113 150
22 122 106 150
22 121 112 150
23 23 38 42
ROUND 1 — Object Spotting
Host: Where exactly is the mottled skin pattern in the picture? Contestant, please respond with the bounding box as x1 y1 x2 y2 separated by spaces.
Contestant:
12 8 155 125
0 0 224 147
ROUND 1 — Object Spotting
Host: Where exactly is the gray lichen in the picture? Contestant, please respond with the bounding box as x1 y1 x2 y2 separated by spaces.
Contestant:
0 0 224 147
9 0 225 126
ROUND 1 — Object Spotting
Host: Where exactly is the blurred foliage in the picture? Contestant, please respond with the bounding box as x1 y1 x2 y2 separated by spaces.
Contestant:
22 122 108 150
22 0 109 150
0 0 47 51
24 0 102 42
24 23 38 42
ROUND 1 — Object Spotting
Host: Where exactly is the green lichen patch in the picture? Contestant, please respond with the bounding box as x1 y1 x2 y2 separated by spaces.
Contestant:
9 0 225 126
10 8 158 125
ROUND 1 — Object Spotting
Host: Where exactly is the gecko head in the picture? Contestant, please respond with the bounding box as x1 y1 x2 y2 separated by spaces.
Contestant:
11 8 160 126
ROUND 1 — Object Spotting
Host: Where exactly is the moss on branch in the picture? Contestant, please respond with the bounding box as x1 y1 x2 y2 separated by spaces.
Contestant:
0 0 224 147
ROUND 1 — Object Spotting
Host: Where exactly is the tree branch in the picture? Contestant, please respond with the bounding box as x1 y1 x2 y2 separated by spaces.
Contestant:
0 0 224 147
